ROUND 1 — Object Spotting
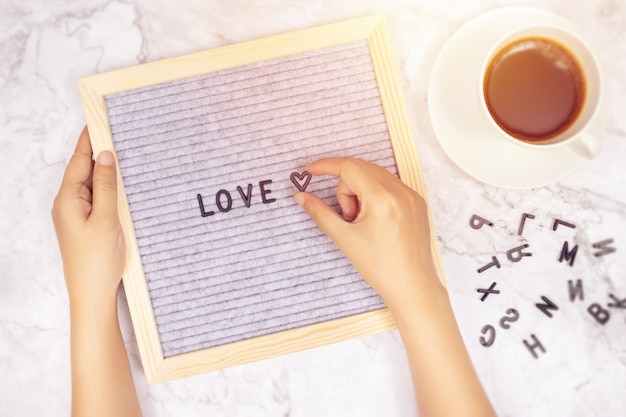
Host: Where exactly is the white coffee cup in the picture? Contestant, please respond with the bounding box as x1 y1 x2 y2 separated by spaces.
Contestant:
479 25 605 159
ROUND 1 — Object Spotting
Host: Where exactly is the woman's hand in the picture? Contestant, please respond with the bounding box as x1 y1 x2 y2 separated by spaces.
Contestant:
295 157 496 417
52 127 125 309
52 127 141 417
294 157 442 312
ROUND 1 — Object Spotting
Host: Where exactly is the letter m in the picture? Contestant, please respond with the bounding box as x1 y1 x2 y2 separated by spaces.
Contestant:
559 241 578 267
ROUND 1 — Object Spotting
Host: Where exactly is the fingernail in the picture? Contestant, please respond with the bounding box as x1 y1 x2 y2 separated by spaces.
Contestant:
293 192 306 207
97 151 115 167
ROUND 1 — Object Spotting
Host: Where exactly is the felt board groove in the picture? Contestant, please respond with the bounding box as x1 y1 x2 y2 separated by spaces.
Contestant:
122 139 389 195
112 114 386 182
157 282 376 328
145 245 351 293
116 106 386 164
106 65 377 133
105 39 393 358
172 303 385 357
109 90 383 157
106 45 374 138
80 15 445 382
120 124 389 183
150 262 357 311
105 42 368 111
158 291 378 337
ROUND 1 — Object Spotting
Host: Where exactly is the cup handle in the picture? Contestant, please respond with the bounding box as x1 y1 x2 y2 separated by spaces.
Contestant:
568 132 599 159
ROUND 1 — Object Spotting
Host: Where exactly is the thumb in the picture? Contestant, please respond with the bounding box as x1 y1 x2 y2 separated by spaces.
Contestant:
91 151 119 221
294 192 349 242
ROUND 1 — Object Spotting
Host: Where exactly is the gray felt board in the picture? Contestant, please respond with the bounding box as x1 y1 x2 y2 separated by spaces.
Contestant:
105 40 397 357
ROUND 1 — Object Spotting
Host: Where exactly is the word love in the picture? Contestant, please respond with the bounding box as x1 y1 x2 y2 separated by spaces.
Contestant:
470 213 616 302
196 171 312 218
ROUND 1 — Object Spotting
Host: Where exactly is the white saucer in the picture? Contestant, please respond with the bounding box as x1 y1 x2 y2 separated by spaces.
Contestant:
428 7 608 189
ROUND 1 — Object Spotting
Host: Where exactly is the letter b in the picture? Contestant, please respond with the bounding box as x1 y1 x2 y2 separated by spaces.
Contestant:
587 303 610 325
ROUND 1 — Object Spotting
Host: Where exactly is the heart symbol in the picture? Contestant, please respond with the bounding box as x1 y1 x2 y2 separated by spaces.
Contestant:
290 171 312 192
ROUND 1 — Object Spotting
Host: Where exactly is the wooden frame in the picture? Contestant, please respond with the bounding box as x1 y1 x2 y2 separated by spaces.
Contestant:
79 14 445 383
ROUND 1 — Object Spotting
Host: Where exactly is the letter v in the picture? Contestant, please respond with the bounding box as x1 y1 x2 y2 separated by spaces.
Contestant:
237 184 253 208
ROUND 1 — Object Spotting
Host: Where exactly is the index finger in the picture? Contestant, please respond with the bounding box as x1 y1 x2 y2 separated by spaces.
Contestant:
62 126 93 186
305 157 387 196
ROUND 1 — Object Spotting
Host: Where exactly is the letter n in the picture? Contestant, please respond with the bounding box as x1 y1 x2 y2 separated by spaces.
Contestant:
535 296 559 318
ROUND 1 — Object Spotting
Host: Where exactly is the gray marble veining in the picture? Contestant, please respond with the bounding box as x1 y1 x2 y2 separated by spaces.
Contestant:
1 1 624 416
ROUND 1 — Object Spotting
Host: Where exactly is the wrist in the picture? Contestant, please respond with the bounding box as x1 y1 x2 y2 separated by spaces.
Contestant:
386 273 450 324
67 286 120 325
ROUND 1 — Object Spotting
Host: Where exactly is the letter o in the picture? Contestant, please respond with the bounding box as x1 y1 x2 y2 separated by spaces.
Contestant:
216 189 233 212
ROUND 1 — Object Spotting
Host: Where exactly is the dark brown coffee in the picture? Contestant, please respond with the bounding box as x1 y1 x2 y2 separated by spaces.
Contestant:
484 37 585 143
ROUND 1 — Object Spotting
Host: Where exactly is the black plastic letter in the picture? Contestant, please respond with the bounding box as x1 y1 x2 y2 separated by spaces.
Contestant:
469 214 494 230
559 241 578 266
535 296 559 318
215 189 233 212
477 256 501 273
568 279 584 302
197 193 214 217
588 303 610 325
552 219 576 231
607 294 626 309
523 334 546 359
259 180 276 204
237 184 253 208
592 238 616 257
517 213 536 235
479 325 496 347
506 244 532 262
499 308 520 329
477 282 500 302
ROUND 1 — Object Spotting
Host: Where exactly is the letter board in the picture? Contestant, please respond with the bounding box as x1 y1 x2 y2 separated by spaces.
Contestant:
80 15 445 383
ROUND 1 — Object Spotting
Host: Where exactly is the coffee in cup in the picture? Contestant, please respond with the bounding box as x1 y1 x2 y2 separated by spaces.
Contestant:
484 37 585 143
480 26 603 158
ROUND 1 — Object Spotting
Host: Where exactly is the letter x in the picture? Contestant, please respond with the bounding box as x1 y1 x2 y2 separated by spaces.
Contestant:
477 282 500 302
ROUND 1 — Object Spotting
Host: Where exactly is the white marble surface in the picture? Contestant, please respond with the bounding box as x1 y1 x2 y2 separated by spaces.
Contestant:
1 0 625 416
